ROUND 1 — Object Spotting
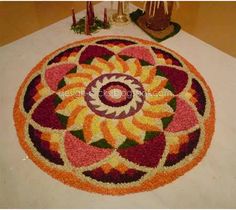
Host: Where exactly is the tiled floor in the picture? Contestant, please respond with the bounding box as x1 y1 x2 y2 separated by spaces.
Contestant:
0 1 236 57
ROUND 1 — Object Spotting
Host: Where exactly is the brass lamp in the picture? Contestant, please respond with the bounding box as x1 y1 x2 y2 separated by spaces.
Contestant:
110 1 130 25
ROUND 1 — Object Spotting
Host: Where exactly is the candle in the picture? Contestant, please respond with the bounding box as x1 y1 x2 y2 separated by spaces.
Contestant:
86 1 91 26
89 1 95 25
85 14 90 35
103 8 108 28
72 8 76 26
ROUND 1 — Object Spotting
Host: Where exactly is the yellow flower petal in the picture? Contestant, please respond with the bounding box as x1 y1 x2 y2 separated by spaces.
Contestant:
100 120 117 147
139 66 156 84
146 77 168 94
157 58 166 65
117 118 145 144
38 87 51 97
105 120 126 147
67 106 88 130
79 64 103 77
132 113 163 131
142 103 173 118
126 58 142 77
56 96 86 115
90 115 103 142
68 56 76 62
109 55 129 73
57 83 85 99
107 156 120 167
51 133 61 143
64 72 92 85
91 57 114 73
146 89 174 105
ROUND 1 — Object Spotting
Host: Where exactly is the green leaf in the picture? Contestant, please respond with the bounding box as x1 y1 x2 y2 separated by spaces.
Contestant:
168 97 177 111
119 55 132 61
84 58 93 64
70 130 85 141
57 79 66 89
162 116 173 129
140 59 151 66
54 95 62 106
165 81 174 92
130 9 144 22
156 68 166 77
91 139 113 148
144 131 160 141
118 138 138 149
56 113 68 128
67 66 77 74
71 16 111 35
101 55 113 61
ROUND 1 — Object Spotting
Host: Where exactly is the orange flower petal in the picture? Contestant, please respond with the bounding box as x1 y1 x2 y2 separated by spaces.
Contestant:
100 120 116 147
149 79 168 94
146 96 173 105
95 57 115 72
67 106 86 127
132 117 161 131
83 114 94 143
115 55 129 72
143 110 172 118
134 59 142 77
80 64 103 74
117 121 143 144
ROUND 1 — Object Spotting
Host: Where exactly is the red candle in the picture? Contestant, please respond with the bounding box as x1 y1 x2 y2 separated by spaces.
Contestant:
85 14 90 35
72 8 76 26
104 8 108 28
86 1 91 26
89 1 95 25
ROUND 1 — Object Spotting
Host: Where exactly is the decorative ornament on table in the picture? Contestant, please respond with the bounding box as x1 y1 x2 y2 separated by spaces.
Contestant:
85 12 90 35
110 1 131 26
103 8 109 29
71 1 110 35
72 8 76 26
130 1 181 42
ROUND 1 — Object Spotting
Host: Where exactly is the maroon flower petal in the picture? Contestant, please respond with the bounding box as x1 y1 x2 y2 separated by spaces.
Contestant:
83 168 145 184
191 78 206 116
32 94 64 129
118 133 166 167
47 45 83 65
157 66 188 94
79 45 114 64
96 39 136 46
28 124 64 165
23 75 41 113
164 129 201 167
152 47 183 66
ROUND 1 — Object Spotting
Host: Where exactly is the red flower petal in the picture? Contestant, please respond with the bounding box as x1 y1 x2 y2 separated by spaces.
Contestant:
119 46 155 65
45 64 77 91
64 132 113 167
165 97 198 132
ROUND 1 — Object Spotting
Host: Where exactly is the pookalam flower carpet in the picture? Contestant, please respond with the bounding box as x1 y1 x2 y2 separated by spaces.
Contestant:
13 36 215 195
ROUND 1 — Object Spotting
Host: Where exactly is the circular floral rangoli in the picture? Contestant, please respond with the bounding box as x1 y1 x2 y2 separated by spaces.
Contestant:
14 36 215 195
